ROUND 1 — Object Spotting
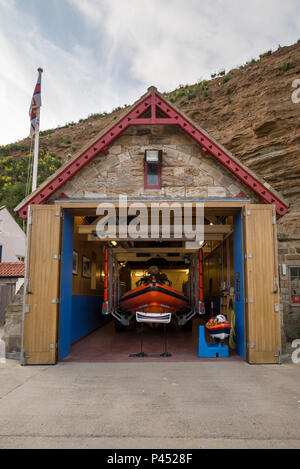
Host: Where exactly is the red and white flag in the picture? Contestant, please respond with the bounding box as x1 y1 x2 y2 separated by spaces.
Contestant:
29 69 42 136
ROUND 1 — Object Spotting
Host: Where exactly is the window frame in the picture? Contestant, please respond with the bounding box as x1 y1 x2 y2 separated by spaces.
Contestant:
144 160 162 190
290 266 300 304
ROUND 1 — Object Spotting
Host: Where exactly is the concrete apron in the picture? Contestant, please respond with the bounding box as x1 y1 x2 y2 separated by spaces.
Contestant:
0 360 299 449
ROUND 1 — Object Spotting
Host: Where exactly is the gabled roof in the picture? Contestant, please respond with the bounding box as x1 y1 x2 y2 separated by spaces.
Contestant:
16 87 288 218
0 262 25 278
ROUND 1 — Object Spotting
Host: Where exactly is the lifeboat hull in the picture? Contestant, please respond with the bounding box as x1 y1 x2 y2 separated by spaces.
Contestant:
120 282 189 315
207 328 231 340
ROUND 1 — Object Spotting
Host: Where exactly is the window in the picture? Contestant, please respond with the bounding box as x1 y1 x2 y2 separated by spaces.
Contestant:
144 149 162 189
0 245 2 263
291 267 300 304
0 220 2 233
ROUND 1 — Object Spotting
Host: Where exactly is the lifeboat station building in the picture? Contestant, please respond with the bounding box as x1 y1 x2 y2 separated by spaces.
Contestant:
12 87 289 365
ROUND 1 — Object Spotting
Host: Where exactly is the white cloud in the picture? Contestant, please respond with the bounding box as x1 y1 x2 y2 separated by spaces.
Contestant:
66 0 103 25
0 0 300 145
69 0 300 90
0 1 123 145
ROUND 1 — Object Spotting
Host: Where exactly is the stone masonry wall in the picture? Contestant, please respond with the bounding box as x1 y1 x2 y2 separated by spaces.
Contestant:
50 125 258 202
3 285 23 356
278 238 300 343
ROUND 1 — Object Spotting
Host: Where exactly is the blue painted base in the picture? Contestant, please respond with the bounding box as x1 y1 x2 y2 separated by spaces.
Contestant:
198 326 229 358
71 295 106 344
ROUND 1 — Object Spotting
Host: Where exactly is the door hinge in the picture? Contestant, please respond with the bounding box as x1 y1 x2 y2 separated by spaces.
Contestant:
54 210 63 219
28 214 33 225
24 304 30 314
274 303 280 312
25 279 31 295
49 344 57 350
52 254 61 260
247 343 255 349
274 348 281 364
21 348 28 365
245 253 253 259
51 298 60 304
243 209 251 217
272 215 276 225
246 298 255 304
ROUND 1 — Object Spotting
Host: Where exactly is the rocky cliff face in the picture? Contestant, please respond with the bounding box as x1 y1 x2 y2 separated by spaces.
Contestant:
4 42 300 233
181 43 300 235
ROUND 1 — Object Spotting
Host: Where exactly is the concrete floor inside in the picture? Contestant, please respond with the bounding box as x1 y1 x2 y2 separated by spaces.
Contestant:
62 321 241 363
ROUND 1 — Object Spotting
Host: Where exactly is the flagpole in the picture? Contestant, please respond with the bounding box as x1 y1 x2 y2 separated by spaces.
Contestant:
32 68 43 192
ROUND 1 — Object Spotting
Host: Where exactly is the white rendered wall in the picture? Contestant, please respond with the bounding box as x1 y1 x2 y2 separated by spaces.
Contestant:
0 207 25 262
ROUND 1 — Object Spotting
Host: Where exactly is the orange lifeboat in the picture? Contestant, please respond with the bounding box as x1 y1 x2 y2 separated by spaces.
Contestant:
205 315 231 340
120 267 189 316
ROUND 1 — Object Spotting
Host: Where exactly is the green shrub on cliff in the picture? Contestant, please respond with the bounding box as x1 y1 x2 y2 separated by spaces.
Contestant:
0 152 62 226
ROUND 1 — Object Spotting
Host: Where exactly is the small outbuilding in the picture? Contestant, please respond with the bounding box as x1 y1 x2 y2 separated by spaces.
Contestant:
0 262 24 326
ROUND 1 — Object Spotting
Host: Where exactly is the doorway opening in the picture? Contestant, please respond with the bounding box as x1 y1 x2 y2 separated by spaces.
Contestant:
58 206 245 362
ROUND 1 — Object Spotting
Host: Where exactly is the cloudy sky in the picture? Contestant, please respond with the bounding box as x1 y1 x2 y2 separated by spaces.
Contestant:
0 0 299 145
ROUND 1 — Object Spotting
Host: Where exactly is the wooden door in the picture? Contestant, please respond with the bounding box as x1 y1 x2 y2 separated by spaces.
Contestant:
22 205 62 365
243 205 281 364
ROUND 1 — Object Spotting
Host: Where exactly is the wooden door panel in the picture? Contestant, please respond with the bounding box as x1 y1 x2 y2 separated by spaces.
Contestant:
244 205 281 364
22 205 62 365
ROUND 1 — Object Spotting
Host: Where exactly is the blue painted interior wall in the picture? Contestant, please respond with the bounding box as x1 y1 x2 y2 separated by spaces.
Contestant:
59 212 74 360
233 211 245 359
59 213 108 360
71 295 105 343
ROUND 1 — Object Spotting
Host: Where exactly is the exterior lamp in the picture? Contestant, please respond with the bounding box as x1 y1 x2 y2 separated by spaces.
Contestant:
145 149 162 163
144 149 162 189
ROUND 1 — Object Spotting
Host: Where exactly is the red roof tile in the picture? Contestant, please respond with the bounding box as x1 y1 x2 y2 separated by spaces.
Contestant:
0 262 25 277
